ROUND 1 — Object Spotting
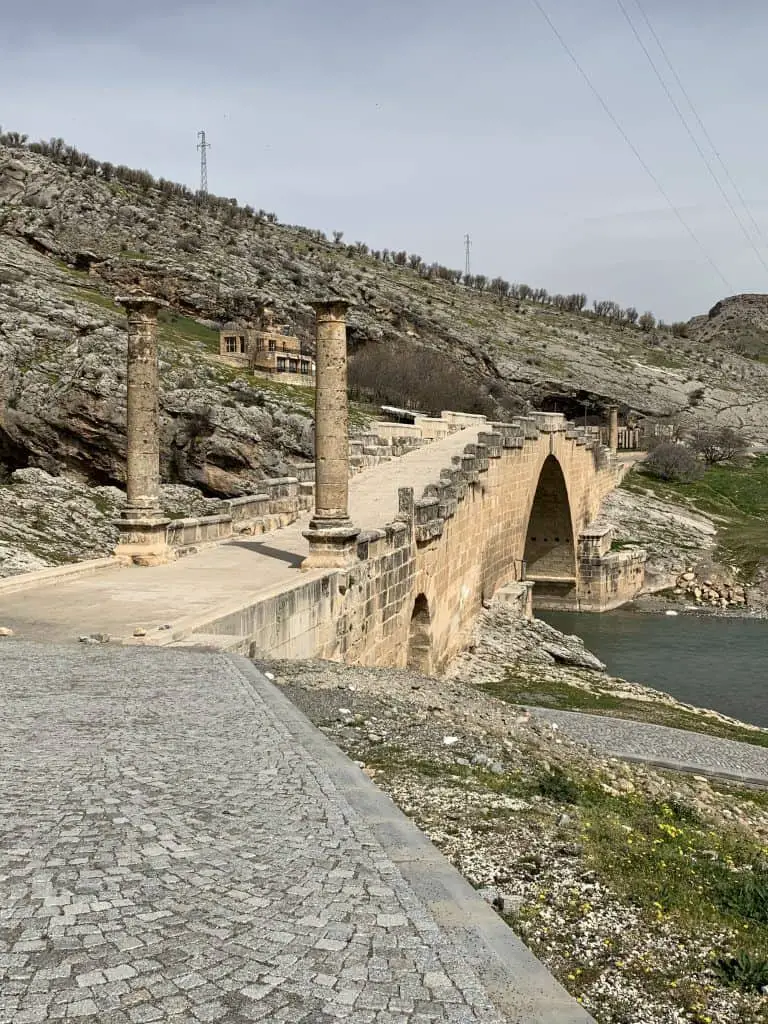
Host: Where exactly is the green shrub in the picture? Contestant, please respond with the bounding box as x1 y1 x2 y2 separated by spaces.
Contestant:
644 442 704 483
537 768 581 804
714 870 768 925
713 950 768 992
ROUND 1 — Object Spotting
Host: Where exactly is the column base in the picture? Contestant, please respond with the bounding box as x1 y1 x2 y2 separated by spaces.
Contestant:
115 516 172 567
301 519 360 570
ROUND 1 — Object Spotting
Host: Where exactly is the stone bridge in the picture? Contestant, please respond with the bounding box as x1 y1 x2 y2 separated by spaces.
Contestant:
0 298 644 671
181 408 643 674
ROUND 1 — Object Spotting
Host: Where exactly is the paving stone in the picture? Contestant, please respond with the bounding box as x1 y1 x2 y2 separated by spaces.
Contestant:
0 644 514 1023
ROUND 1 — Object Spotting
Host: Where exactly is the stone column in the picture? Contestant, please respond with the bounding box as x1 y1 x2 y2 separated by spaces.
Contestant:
114 295 171 566
608 406 619 452
302 298 359 569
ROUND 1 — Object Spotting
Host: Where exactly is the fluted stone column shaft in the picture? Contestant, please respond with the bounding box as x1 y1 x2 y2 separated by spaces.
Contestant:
302 298 359 569
608 406 619 453
122 298 164 516
312 300 351 524
115 295 171 566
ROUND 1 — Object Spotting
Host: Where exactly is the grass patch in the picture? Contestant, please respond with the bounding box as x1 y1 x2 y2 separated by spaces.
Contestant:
622 457 768 579
480 670 768 748
71 288 122 314
157 310 219 353
640 348 686 370
514 769 768 1000
360 747 531 798
55 260 90 279
583 791 768 954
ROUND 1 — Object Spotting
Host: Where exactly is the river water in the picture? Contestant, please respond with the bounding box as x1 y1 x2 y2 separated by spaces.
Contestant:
539 610 768 728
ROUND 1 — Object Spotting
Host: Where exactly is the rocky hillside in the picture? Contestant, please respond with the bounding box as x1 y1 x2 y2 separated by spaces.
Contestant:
2 136 768 505
689 293 768 358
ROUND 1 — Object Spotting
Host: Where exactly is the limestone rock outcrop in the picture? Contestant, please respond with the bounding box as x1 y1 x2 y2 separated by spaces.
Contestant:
3 137 768 509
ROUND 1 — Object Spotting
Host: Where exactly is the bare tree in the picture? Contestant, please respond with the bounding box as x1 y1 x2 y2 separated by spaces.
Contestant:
491 276 510 307
688 426 748 465
638 311 656 332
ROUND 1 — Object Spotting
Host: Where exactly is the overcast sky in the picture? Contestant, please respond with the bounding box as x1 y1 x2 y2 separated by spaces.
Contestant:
3 0 767 321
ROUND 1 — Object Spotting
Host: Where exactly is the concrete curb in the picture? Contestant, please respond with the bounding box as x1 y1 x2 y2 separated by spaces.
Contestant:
0 557 122 595
230 655 595 1024
610 753 768 790
528 707 768 789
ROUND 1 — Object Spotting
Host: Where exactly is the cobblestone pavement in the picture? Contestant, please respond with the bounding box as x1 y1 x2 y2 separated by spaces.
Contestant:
0 642 523 1024
530 707 768 785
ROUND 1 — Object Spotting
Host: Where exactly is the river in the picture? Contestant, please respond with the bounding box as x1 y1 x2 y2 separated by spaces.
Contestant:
539 610 768 728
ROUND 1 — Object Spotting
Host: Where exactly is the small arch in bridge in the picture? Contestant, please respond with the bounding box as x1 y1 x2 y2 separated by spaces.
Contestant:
524 455 576 580
407 594 433 675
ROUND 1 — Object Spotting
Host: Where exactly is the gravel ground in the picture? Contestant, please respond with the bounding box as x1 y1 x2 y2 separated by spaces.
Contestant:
265 613 768 1024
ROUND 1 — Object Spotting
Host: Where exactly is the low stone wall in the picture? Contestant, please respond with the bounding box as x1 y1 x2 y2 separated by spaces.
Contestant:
166 514 233 555
413 417 453 441
163 476 313 554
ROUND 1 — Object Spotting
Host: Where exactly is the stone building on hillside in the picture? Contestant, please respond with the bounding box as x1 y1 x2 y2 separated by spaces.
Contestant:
219 309 316 384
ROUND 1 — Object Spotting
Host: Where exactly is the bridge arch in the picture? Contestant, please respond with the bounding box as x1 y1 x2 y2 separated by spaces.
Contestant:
407 593 433 674
523 454 577 585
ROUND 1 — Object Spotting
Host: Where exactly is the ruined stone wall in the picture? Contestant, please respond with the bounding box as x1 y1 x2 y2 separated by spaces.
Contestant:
577 549 646 612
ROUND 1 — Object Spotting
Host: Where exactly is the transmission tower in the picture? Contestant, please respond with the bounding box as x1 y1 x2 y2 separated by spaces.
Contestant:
197 130 210 195
464 233 471 277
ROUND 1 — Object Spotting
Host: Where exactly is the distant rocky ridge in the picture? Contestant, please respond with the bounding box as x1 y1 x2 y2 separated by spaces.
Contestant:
2 136 768 509
689 293 768 356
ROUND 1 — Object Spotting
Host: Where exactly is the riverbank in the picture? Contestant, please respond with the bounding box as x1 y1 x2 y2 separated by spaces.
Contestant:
607 457 768 617
265 604 768 1024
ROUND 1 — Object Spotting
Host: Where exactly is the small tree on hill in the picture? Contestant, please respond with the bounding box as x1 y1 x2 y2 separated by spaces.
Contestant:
688 426 748 465
638 311 656 332
491 276 510 307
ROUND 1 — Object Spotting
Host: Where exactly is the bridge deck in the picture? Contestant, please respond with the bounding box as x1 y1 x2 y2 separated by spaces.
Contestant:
0 427 484 644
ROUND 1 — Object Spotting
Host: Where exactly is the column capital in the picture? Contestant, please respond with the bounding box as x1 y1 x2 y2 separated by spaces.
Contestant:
310 296 352 321
116 294 169 316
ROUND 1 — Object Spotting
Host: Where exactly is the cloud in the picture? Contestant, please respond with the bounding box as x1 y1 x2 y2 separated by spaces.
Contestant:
2 0 767 320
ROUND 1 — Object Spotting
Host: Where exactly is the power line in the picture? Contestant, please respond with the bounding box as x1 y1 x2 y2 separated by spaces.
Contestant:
197 130 210 195
615 0 768 276
529 0 733 292
631 0 768 251
464 233 472 277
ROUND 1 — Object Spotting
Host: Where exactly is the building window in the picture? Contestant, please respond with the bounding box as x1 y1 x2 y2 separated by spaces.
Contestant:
276 357 287 371
268 340 276 352
239 337 247 353
224 336 237 353
300 361 309 374
288 359 298 373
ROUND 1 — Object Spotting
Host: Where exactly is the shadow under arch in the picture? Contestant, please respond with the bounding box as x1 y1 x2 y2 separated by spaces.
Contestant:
523 454 576 583
407 593 432 675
